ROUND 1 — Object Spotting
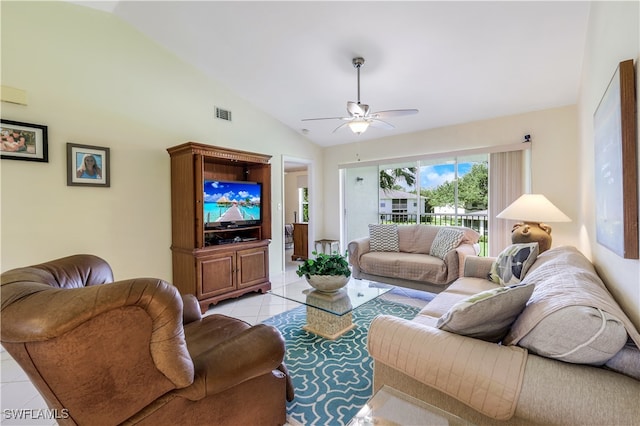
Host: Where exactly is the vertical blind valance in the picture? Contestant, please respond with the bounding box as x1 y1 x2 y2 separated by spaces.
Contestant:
489 150 525 256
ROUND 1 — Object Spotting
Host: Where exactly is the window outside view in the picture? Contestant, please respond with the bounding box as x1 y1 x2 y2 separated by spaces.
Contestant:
379 155 488 255
299 187 309 222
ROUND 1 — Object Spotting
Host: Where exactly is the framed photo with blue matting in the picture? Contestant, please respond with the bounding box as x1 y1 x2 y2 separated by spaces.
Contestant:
67 143 110 187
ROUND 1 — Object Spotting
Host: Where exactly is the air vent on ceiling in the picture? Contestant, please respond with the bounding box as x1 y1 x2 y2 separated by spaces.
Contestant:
215 107 232 122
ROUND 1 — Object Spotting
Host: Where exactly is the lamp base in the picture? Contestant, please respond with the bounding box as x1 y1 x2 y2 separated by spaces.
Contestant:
511 222 553 253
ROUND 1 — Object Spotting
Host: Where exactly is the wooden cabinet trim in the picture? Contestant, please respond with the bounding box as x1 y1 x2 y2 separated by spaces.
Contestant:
168 142 271 164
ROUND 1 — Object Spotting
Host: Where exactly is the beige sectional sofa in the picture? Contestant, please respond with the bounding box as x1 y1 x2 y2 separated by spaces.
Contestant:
368 246 640 425
348 224 480 293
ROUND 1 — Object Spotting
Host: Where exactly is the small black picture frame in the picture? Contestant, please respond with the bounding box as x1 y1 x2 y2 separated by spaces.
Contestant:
0 119 48 162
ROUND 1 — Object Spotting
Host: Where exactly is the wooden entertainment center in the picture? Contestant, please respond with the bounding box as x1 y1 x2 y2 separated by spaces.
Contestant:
167 142 272 313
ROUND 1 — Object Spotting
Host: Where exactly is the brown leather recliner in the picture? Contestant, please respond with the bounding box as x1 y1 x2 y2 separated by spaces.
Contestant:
0 254 294 426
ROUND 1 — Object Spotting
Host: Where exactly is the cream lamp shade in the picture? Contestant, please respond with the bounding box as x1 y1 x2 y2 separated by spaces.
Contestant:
497 194 571 252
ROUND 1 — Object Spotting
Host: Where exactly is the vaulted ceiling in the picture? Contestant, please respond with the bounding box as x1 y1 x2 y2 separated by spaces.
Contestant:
73 1 590 147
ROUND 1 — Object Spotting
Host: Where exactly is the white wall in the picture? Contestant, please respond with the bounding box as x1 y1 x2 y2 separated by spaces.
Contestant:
578 1 640 328
0 2 322 279
324 105 580 250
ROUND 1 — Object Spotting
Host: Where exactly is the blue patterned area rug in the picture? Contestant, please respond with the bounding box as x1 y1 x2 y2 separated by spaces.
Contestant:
263 296 422 426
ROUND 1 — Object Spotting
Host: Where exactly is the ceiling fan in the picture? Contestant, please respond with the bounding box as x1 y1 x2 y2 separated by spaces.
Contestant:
302 57 418 135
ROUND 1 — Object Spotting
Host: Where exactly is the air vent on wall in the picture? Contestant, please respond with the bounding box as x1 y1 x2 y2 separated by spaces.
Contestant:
215 107 232 122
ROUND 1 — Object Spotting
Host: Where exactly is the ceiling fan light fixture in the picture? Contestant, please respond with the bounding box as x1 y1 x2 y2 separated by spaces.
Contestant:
301 57 418 135
348 120 370 135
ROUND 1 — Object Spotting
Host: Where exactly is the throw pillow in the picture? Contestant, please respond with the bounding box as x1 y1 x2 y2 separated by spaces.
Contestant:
436 282 535 343
368 224 399 252
430 228 465 259
489 243 539 285
503 246 635 365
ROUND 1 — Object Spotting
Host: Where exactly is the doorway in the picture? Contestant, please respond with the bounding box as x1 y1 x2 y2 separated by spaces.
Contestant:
282 156 312 273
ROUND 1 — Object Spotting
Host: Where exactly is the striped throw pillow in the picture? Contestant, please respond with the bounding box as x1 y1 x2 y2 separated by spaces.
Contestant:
430 228 464 259
368 224 399 252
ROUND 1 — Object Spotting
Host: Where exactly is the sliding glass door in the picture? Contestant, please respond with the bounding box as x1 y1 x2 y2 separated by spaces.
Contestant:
343 155 489 255
343 166 380 246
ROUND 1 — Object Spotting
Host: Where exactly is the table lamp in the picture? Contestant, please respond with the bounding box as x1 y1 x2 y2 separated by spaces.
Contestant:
497 194 571 253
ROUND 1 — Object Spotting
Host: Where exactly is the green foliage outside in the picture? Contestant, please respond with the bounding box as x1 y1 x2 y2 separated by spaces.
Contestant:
422 163 488 212
379 167 417 190
478 235 488 257
302 187 309 222
379 163 488 212
378 162 489 256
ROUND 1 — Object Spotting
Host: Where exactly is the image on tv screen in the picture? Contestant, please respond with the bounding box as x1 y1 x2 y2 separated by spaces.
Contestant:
203 180 261 224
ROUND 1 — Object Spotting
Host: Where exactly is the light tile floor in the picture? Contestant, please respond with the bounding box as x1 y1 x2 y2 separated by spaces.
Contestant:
0 252 428 425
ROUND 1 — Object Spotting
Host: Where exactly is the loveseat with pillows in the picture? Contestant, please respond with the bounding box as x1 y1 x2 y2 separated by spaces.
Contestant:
348 224 481 293
367 245 640 425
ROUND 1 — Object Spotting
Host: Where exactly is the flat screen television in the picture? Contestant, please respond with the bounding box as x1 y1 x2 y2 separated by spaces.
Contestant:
203 180 262 228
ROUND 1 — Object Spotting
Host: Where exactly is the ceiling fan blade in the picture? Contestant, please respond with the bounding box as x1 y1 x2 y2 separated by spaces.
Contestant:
309 58 419 134
371 109 419 118
301 116 348 122
332 122 351 133
369 119 395 130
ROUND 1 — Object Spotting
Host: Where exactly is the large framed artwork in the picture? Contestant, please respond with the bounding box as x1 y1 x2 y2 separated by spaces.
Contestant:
594 59 638 259
0 119 48 162
67 143 110 187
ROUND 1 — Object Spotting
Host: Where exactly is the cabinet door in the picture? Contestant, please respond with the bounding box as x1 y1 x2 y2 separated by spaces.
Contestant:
198 251 235 298
237 246 268 289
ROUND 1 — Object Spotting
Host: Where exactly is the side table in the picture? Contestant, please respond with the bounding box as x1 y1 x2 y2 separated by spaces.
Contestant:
314 239 340 255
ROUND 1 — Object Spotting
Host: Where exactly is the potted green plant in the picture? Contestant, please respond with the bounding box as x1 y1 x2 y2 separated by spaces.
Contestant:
296 251 351 293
